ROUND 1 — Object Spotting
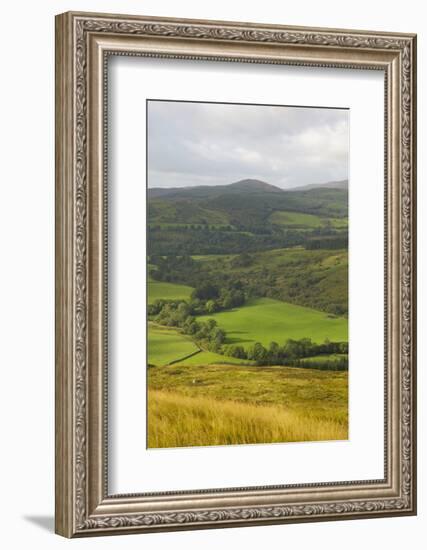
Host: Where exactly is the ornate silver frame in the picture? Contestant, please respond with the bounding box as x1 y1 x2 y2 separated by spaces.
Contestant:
55 11 417 537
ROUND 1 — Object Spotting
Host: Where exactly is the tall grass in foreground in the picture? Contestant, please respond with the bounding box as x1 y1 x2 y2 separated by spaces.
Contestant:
148 390 348 448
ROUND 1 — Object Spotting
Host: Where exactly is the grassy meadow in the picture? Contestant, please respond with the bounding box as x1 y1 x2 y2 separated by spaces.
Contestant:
148 280 193 304
148 322 251 367
148 364 348 447
270 210 328 228
199 297 348 348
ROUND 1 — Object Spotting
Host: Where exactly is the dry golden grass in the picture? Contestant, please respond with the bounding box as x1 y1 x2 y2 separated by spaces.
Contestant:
148 390 348 448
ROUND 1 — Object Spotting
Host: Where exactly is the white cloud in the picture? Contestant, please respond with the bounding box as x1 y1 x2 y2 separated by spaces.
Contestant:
148 100 349 189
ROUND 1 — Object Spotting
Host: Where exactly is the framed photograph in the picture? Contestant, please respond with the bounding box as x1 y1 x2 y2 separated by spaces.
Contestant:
55 11 417 537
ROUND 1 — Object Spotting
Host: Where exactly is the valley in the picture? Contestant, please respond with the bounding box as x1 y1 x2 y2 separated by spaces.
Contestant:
146 178 349 447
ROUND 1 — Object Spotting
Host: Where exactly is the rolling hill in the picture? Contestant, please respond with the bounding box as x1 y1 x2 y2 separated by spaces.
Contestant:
148 179 348 224
148 178 282 199
147 178 348 256
288 179 348 192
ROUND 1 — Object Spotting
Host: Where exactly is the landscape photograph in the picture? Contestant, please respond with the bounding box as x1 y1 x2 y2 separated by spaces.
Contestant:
146 99 349 449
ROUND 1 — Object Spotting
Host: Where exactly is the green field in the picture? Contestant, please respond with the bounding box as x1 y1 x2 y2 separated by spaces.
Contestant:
148 364 348 447
148 323 198 366
270 210 348 230
270 211 327 228
148 200 230 225
199 297 348 348
148 280 193 304
148 323 252 367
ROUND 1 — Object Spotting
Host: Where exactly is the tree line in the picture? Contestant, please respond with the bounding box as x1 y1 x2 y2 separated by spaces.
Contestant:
148 224 348 257
305 236 348 250
149 299 225 353
223 338 348 368
149 297 348 370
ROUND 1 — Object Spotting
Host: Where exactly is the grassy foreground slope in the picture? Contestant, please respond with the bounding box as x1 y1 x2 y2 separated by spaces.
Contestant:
148 391 347 448
269 211 328 228
199 297 348 348
148 364 348 447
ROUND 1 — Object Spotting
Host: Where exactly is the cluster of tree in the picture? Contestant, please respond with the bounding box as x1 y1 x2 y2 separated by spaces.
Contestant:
148 299 226 353
191 282 245 313
183 317 226 353
289 356 348 371
231 252 254 268
305 236 348 250
149 282 245 322
223 338 348 367
148 222 349 256
149 224 235 232
149 251 348 318
147 225 321 256
149 297 348 370
150 257 247 312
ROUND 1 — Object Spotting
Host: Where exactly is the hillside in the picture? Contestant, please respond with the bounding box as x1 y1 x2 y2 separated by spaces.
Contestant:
151 247 348 316
148 178 348 256
148 179 348 219
289 179 348 192
148 178 282 199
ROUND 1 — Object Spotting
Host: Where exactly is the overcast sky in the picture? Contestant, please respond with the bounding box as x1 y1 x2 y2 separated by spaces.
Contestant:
147 100 348 189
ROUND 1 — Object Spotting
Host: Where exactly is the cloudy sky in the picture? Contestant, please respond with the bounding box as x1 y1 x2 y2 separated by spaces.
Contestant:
147 100 348 190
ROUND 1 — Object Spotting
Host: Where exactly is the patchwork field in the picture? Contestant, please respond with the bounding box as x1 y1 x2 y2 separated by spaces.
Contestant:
199 297 348 348
148 364 348 447
148 323 253 367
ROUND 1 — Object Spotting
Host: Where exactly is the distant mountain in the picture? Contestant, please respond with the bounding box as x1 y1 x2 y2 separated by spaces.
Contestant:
148 179 282 199
148 179 348 230
227 179 283 193
288 179 348 192
149 178 348 199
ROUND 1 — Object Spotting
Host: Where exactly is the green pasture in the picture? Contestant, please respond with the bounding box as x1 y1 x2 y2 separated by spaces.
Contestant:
270 210 348 230
148 323 198 366
199 298 348 348
148 280 193 304
270 211 326 228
